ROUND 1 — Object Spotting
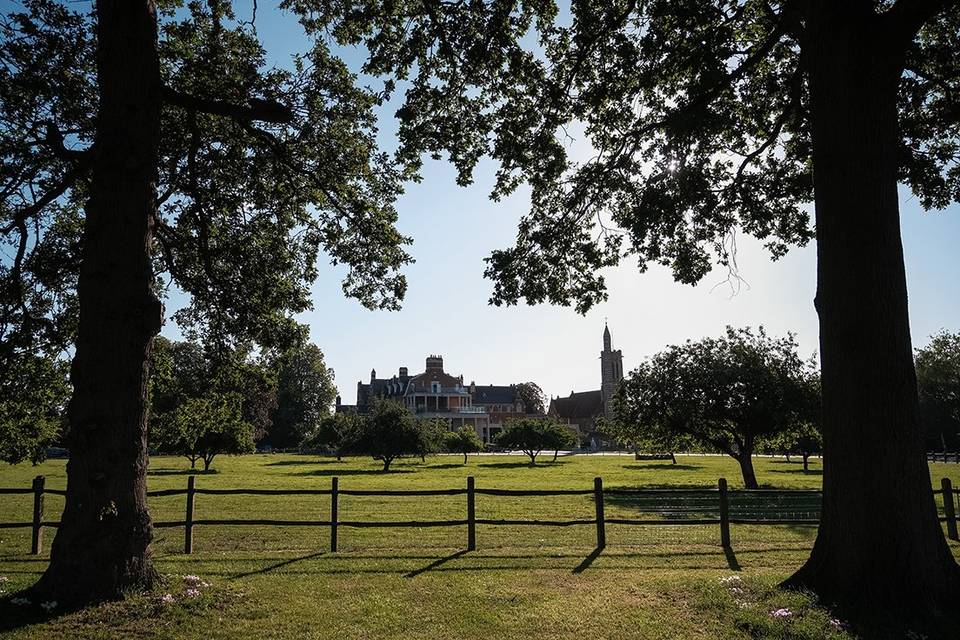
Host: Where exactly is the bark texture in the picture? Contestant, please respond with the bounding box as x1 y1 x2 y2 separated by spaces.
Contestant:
33 0 162 603
785 5 960 626
736 453 759 490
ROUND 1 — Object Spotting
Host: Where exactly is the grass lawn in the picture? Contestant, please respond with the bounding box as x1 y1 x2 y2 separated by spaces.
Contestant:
1 453 958 639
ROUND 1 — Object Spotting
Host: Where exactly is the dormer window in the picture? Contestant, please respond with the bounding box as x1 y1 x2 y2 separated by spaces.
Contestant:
431 381 441 394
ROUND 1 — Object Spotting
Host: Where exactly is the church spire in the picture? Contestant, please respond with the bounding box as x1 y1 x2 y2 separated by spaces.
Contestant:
603 322 612 352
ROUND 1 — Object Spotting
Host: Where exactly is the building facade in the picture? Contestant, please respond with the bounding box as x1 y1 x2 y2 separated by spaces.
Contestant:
336 355 530 443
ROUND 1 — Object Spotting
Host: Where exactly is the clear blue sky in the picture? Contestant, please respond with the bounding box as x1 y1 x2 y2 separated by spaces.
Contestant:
170 3 960 404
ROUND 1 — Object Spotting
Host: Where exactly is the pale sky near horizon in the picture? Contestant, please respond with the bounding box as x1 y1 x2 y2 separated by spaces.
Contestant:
154 2 960 404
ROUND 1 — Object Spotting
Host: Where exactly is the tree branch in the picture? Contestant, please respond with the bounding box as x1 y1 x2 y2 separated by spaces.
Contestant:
1 160 89 234
884 0 954 42
162 86 293 124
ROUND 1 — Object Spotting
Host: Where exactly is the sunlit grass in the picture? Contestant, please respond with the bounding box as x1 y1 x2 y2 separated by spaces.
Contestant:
1 454 957 639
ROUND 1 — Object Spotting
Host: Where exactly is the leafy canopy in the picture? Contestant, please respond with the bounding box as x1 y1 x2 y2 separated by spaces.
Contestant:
495 417 576 463
149 336 272 467
916 330 960 450
444 427 484 462
345 399 436 470
614 326 818 459
268 341 337 448
0 351 69 464
290 0 960 311
514 381 546 414
0 0 412 369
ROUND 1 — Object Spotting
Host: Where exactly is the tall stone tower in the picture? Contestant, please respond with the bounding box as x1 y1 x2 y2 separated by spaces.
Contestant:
600 323 624 417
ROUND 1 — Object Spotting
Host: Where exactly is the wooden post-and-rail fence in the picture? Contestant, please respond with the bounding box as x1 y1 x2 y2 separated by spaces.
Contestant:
3 475 960 555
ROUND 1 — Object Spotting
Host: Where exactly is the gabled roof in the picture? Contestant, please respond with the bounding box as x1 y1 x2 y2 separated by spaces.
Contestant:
549 390 603 420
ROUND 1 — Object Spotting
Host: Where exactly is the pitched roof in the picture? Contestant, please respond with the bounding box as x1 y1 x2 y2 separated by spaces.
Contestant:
549 390 603 420
471 385 519 405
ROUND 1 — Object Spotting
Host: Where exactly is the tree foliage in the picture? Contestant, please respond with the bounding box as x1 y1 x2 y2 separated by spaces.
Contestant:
0 351 69 464
268 340 337 448
0 0 412 364
600 415 693 465
444 427 484 464
614 327 817 488
151 392 255 470
149 336 270 468
762 421 822 472
916 330 960 451
291 0 959 308
514 381 546 414
303 411 362 457
495 417 576 464
345 399 434 471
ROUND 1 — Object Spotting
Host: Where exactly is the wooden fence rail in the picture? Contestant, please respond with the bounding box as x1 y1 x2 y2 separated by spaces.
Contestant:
3 475 959 555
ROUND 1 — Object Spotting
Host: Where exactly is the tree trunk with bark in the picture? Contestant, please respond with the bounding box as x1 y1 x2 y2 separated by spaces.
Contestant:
33 0 162 604
735 452 759 490
785 6 960 626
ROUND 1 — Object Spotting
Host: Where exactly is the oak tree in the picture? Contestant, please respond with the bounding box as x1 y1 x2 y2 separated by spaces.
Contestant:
1 0 410 603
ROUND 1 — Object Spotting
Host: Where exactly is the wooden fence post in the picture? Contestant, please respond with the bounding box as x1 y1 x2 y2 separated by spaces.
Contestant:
594 477 606 548
942 478 958 541
31 476 44 555
184 475 196 554
467 476 476 551
330 477 339 552
718 477 731 548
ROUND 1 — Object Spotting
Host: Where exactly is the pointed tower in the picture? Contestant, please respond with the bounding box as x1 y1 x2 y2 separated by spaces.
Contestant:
600 323 624 417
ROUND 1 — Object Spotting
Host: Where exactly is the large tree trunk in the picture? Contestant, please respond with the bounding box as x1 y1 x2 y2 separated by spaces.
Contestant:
785 6 960 625
33 0 162 604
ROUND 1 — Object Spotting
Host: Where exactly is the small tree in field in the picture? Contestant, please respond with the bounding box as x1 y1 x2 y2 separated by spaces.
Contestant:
347 400 431 472
616 327 817 489
495 418 575 465
444 428 484 464
153 393 255 471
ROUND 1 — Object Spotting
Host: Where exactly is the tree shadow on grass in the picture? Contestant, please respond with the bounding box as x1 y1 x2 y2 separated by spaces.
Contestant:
0 592 83 634
265 459 343 467
621 463 704 471
768 468 823 476
147 468 219 476
292 468 416 477
425 463 466 470
478 460 570 469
